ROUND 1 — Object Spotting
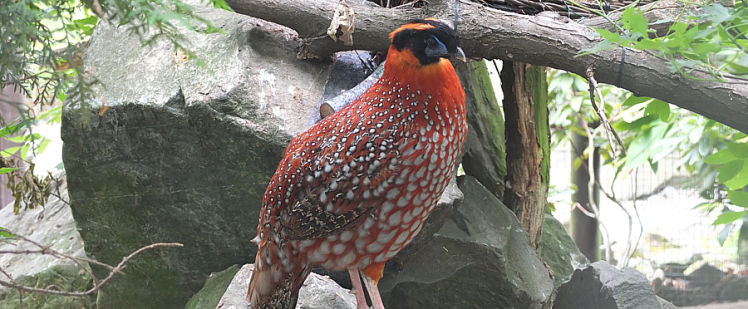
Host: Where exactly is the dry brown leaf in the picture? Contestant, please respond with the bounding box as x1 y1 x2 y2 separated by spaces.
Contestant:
327 0 355 46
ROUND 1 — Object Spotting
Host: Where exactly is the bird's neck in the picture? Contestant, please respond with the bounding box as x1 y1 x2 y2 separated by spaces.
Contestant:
376 47 466 117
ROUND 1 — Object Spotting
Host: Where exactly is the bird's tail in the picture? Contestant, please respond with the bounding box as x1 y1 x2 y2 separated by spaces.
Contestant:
247 241 310 309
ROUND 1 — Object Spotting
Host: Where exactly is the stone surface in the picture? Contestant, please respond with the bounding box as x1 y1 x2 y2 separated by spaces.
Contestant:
378 176 554 309
684 260 726 285
306 52 380 126
539 213 589 287
716 274 748 302
185 265 241 309
0 178 94 308
656 296 678 309
554 261 661 309
62 4 332 308
658 273 748 307
216 264 356 309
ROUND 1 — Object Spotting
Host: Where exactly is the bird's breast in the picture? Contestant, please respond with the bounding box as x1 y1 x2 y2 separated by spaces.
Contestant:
293 86 467 271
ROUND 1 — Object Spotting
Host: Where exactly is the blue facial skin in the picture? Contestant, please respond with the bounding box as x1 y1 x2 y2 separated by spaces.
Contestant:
424 35 449 58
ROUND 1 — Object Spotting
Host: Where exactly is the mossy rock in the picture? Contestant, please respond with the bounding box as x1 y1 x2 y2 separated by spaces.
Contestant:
185 265 241 309
0 264 94 309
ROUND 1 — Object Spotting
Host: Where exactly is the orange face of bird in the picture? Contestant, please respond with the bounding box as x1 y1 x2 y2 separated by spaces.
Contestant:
387 19 465 68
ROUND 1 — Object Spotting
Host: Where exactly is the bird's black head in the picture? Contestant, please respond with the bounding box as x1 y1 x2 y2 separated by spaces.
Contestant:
389 19 462 66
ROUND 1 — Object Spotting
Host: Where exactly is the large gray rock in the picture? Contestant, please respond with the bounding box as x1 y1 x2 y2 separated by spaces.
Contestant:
215 264 356 309
539 213 589 287
684 260 725 285
62 5 332 308
554 261 661 309
0 178 94 308
715 274 748 302
379 176 554 309
185 265 241 309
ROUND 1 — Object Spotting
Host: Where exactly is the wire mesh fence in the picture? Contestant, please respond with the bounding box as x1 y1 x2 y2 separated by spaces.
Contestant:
550 147 743 275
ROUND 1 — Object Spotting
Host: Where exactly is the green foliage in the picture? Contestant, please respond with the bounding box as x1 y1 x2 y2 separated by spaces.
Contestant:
569 0 748 235
0 227 15 240
582 3 748 81
0 0 230 214
548 68 748 245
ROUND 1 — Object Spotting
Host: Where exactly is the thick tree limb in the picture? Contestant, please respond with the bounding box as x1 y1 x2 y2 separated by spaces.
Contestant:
226 0 748 134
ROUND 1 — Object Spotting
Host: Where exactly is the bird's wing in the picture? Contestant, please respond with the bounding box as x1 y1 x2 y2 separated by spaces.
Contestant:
277 123 420 240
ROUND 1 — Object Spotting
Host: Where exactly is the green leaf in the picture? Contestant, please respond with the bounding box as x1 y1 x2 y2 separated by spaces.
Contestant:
717 222 732 246
692 201 722 211
727 142 748 158
724 159 748 189
36 138 52 154
578 40 617 55
688 125 705 144
712 210 747 225
1 146 21 158
209 0 233 11
622 7 650 37
0 228 14 239
650 160 659 173
698 137 711 157
573 157 583 170
596 28 621 42
625 130 653 169
570 96 583 112
625 122 669 170
3 135 28 143
635 38 662 50
19 144 30 161
692 42 721 58
622 95 651 107
644 100 671 121
703 4 733 24
718 160 744 183
613 114 658 131
705 148 738 164
728 190 748 207
0 167 17 175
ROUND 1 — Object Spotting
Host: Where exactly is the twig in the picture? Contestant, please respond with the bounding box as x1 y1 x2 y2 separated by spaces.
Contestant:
586 66 626 157
0 267 24 309
7 234 100 287
0 238 183 297
586 124 614 263
620 168 644 267
572 201 614 262
616 168 635 268
574 118 642 264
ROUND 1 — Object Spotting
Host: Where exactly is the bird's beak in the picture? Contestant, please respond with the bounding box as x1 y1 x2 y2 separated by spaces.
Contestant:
454 47 467 62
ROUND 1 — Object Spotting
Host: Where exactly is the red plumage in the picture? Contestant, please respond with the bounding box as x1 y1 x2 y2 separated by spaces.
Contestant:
248 19 467 309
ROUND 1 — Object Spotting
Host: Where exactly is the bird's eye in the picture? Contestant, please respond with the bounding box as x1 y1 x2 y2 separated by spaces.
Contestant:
426 37 438 47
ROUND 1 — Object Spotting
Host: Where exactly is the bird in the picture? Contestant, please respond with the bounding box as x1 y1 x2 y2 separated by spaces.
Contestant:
247 18 467 309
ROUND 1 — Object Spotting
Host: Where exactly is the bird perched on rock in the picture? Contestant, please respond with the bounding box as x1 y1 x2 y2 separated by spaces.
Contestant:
248 18 467 309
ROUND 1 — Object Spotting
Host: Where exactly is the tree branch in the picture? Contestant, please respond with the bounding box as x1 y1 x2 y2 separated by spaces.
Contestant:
225 0 748 134
0 235 182 298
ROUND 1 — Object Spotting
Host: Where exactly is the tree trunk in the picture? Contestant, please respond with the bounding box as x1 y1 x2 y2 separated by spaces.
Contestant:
459 60 507 199
570 126 601 262
502 62 550 248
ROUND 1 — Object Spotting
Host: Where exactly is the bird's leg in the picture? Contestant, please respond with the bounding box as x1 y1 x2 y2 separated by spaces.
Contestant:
361 274 386 309
348 269 370 309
